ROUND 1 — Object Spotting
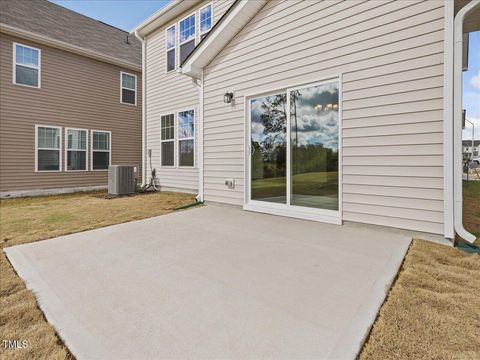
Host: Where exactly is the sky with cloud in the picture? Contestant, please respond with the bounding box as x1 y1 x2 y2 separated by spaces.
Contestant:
463 31 480 140
250 83 339 152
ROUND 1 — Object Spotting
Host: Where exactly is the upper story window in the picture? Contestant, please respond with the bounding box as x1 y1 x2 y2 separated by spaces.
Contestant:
166 25 176 72
179 13 195 43
179 13 196 64
165 5 214 73
121 72 136 105
14 43 40 88
36 125 61 171
199 4 212 39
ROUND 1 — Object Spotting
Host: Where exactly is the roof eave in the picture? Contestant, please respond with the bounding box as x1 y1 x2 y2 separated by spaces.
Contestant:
130 0 201 38
180 0 267 79
1 23 141 71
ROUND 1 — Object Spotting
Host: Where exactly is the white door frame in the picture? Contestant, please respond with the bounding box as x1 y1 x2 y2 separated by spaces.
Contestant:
243 76 343 225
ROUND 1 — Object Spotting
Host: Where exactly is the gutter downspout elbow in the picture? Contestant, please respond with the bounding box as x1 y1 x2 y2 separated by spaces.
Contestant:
453 0 479 243
191 74 204 203
133 31 147 187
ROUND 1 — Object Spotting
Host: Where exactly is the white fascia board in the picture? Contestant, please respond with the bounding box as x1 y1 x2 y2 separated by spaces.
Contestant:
180 0 267 78
130 0 201 37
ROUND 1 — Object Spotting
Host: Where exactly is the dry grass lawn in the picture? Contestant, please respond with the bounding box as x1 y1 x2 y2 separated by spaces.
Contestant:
0 191 195 360
360 240 480 360
1 189 479 360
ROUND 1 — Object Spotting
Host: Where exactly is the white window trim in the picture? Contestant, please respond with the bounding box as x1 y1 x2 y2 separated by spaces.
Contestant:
91 130 112 171
178 11 197 46
160 113 176 168
120 71 137 106
13 42 41 89
177 109 195 168
199 2 213 37
65 127 88 172
165 25 176 73
35 124 61 172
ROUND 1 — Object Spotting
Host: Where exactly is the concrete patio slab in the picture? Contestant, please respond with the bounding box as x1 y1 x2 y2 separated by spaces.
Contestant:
5 204 411 360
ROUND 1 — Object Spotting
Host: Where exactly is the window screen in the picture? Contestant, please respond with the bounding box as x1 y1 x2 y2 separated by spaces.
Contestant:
67 129 87 170
37 126 60 171
92 131 110 170
178 110 194 167
15 44 40 87
161 114 175 166
121 73 136 104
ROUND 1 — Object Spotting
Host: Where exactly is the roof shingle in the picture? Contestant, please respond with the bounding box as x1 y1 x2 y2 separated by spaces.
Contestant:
0 0 141 67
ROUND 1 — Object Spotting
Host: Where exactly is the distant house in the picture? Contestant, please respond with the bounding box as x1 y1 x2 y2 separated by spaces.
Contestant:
131 0 479 242
0 0 142 197
462 140 480 158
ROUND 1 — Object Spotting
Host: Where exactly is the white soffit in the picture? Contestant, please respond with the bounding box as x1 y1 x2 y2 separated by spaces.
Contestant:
131 0 201 37
181 0 267 78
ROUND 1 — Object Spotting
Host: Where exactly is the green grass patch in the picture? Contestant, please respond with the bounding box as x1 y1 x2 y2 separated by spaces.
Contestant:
43 213 76 224
463 180 480 245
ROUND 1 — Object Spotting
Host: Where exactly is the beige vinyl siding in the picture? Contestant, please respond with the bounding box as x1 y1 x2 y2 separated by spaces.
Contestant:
144 0 234 192
202 0 445 234
0 33 141 193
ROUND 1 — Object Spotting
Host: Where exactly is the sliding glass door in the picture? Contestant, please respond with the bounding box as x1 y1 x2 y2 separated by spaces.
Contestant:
289 82 339 211
247 79 340 221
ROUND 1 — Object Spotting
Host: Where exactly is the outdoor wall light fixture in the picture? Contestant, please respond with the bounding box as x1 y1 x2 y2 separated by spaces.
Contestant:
224 92 234 104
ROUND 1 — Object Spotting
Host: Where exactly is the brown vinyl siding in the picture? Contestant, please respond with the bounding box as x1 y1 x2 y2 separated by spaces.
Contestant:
0 33 142 192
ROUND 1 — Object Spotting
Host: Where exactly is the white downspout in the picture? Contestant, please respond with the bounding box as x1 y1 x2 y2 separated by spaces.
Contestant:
134 31 147 186
453 0 479 243
191 71 204 202
443 0 454 240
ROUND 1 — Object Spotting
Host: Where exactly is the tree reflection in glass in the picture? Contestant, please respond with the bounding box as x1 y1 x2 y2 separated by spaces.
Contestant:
250 93 287 203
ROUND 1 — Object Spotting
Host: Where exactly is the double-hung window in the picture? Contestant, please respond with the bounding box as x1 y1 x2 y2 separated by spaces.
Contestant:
36 125 61 171
179 13 196 64
199 4 212 39
178 110 194 167
121 72 136 105
14 43 40 88
166 25 176 72
161 114 175 166
91 130 111 170
66 128 87 171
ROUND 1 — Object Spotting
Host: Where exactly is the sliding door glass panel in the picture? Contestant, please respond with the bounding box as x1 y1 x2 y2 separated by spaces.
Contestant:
250 93 287 203
290 82 339 210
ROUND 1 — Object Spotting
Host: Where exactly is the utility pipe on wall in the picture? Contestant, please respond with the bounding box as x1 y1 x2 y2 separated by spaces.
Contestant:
453 0 479 243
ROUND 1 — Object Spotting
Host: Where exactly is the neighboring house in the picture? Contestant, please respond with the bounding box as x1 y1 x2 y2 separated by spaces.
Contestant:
131 0 479 242
462 140 480 157
0 0 142 197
